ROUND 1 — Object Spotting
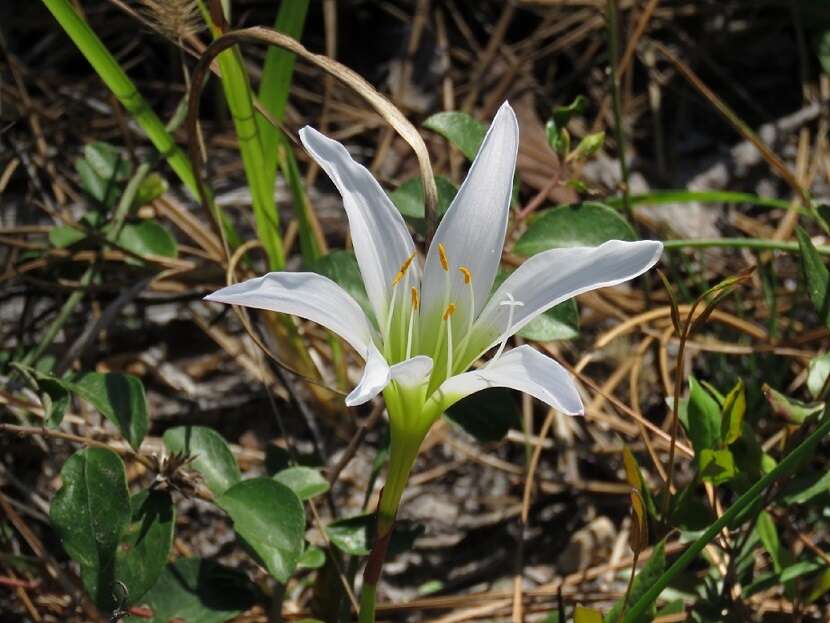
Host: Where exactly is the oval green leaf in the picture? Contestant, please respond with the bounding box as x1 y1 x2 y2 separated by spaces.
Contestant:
116 220 178 260
218 478 305 583
514 202 637 256
273 466 330 501
163 425 241 497
423 111 487 161
135 558 256 623
50 447 131 610
114 490 175 605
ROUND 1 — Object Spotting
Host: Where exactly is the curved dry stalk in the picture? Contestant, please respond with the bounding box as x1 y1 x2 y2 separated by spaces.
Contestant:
185 26 439 248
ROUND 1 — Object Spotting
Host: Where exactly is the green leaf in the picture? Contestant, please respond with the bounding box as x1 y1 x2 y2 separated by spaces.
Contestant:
575 606 603 623
116 220 178 260
796 226 830 329
699 448 737 485
64 372 149 451
514 202 637 256
780 559 825 583
114 490 175 605
273 466 330 501
571 131 605 161
218 478 305 583
162 426 241 497
132 172 168 208
37 378 70 427
552 95 587 128
324 514 423 557
423 111 487 160
50 448 131 610
683 377 722 460
132 558 256 623
670 483 714 531
297 546 325 569
49 225 86 248
762 383 823 424
389 175 457 226
780 469 830 505
756 511 782 573
76 157 118 207
84 142 131 181
604 540 666 623
720 379 746 446
494 269 579 341
807 352 830 400
310 250 374 325
816 30 830 74
445 387 519 443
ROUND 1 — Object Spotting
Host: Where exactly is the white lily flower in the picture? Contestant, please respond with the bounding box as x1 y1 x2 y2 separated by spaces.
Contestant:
205 101 663 529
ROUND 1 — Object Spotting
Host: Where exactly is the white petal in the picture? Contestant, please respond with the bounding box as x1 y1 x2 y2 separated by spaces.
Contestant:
435 345 583 415
470 240 663 355
346 341 391 406
205 272 376 358
300 127 417 326
420 102 519 337
390 355 433 389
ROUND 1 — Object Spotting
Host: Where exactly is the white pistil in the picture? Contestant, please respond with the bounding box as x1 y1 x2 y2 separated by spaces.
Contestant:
406 287 419 359
491 293 524 363
443 303 457 379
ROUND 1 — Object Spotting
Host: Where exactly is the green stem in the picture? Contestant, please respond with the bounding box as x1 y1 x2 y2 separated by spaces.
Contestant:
358 584 377 623
41 0 198 199
663 238 830 255
623 411 830 622
606 0 632 224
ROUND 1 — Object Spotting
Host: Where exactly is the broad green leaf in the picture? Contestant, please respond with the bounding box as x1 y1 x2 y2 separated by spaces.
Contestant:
76 158 118 207
720 379 746 445
683 377 722 461
389 175 457 228
324 514 423 557
310 250 374 325
273 466 330 501
796 226 830 329
84 142 131 181
423 111 487 160
445 387 519 443
163 426 241 497
64 372 148 450
575 606 603 623
50 448 131 610
699 448 737 485
494 268 579 341
807 352 830 400
114 490 175 605
297 546 325 569
817 30 830 74
552 95 587 128
604 539 666 623
762 383 823 423
218 478 305 583
116 220 178 260
756 511 782 573
132 558 256 623
514 202 637 256
49 225 86 248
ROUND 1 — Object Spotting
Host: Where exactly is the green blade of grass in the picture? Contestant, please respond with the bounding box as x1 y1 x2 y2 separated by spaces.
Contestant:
42 0 198 200
623 410 830 622
256 0 322 264
198 1 285 269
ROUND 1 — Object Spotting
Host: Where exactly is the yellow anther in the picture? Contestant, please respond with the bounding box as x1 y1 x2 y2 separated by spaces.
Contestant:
410 287 420 310
459 266 472 284
392 251 416 285
438 243 449 272
443 303 457 321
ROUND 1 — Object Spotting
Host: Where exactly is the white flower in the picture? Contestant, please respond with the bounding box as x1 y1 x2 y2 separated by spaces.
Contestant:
205 103 662 501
